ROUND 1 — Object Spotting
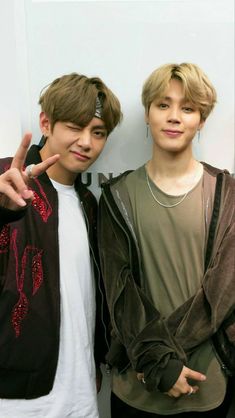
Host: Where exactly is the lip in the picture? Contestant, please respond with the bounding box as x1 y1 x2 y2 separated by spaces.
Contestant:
71 151 90 162
162 129 183 138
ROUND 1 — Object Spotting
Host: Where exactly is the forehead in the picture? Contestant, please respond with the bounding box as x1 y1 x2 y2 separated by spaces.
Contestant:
89 117 107 128
162 78 185 100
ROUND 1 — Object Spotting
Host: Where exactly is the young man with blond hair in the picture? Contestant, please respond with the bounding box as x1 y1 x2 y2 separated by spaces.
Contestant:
98 63 234 417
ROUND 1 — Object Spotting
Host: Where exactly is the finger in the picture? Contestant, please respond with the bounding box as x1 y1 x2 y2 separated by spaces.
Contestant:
11 133 32 170
166 388 181 398
24 154 60 179
1 167 28 194
0 168 34 207
191 385 199 394
167 384 199 398
0 184 32 207
186 385 199 396
185 368 206 382
186 386 194 396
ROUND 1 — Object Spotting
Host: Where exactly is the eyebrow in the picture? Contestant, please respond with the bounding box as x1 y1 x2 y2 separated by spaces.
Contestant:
92 125 107 130
160 96 191 103
66 122 107 130
154 96 175 102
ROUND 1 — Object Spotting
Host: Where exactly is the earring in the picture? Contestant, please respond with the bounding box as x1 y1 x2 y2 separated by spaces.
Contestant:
146 123 149 139
197 129 201 142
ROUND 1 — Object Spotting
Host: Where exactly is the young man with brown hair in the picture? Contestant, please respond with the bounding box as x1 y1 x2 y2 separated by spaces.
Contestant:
0 73 122 417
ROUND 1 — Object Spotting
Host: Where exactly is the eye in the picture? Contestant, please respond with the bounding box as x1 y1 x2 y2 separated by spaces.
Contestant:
66 124 81 132
93 130 107 139
158 103 169 109
182 106 194 113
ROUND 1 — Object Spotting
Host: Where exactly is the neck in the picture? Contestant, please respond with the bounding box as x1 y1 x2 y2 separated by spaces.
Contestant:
148 146 196 180
146 147 203 196
46 166 76 185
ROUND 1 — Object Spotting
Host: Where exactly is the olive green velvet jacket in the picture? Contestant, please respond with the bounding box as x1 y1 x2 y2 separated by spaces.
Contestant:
98 163 235 391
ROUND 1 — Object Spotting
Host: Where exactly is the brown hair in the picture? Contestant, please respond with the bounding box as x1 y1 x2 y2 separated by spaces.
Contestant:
39 73 122 134
142 63 217 120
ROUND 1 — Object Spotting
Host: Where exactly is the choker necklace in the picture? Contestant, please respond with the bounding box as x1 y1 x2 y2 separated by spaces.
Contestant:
145 166 199 208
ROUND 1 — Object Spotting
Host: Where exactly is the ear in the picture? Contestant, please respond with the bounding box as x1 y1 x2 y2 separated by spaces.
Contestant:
39 112 51 136
199 119 205 130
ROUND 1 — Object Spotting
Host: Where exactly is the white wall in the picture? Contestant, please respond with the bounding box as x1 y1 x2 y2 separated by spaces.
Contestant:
2 1 235 192
0 0 22 155
0 0 234 416
19 0 235 198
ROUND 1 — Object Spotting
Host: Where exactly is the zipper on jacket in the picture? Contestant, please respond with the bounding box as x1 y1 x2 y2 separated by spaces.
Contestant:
80 200 110 353
102 189 142 287
212 341 233 377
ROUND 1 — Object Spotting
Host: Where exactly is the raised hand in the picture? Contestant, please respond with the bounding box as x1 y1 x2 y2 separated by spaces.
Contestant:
0 133 59 211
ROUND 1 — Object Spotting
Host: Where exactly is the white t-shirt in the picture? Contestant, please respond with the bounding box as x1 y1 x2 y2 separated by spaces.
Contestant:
0 181 99 418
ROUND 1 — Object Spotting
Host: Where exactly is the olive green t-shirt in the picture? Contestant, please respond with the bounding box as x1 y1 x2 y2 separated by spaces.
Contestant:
112 165 226 414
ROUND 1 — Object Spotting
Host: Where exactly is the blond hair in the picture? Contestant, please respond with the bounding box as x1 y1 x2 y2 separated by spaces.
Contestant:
142 63 217 120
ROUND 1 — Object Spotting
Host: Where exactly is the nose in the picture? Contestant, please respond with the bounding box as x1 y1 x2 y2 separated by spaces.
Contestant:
77 129 92 150
167 106 181 123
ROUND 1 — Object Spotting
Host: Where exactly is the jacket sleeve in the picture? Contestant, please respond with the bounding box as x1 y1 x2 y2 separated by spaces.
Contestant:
166 176 235 352
98 192 186 392
166 219 235 351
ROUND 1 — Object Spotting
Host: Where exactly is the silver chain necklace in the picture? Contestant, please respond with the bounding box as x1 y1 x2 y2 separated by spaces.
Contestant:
145 170 190 208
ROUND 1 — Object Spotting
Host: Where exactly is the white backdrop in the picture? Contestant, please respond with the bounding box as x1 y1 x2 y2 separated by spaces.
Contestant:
0 0 234 416
15 0 235 197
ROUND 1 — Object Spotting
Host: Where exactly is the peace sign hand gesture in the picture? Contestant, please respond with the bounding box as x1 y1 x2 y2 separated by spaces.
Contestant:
0 133 59 211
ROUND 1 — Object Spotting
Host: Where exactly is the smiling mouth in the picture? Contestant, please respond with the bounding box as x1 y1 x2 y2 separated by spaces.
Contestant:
162 130 183 137
163 129 183 134
71 151 90 161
